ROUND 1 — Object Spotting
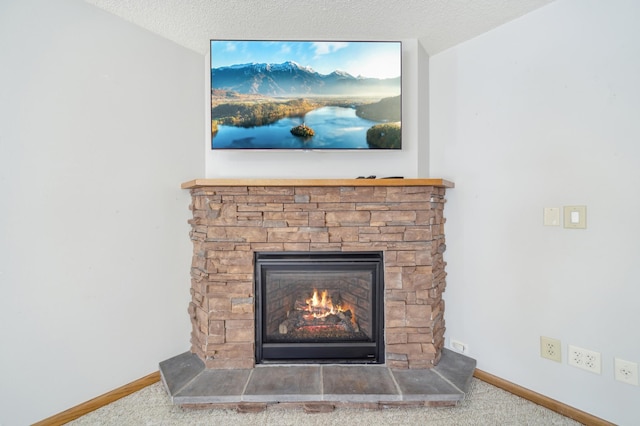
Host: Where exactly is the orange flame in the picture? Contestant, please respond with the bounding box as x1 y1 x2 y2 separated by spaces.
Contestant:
304 289 354 321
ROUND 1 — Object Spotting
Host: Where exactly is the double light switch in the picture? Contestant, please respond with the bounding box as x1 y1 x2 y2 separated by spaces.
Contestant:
543 206 587 228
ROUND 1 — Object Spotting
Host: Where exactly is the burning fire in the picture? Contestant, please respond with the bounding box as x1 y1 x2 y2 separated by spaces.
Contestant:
305 289 349 319
278 288 361 335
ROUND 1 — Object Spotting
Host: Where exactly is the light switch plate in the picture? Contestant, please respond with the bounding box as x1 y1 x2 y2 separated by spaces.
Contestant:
564 206 586 229
543 207 560 226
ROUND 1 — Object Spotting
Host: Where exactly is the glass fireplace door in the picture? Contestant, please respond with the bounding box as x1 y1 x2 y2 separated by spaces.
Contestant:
255 252 384 364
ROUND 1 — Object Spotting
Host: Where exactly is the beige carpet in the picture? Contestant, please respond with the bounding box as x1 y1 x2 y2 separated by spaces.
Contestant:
68 377 581 425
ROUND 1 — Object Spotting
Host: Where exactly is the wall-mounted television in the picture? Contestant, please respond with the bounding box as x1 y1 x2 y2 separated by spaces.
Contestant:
210 40 402 150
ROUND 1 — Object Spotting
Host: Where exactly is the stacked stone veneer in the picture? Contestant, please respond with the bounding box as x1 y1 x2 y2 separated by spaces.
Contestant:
187 185 448 369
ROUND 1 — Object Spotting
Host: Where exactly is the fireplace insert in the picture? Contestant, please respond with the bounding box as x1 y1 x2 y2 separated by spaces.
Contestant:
255 251 384 364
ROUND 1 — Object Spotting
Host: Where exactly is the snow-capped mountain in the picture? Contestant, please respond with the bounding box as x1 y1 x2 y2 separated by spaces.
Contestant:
211 61 400 97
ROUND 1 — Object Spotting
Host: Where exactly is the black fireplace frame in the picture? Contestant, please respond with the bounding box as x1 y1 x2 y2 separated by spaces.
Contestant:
255 251 385 364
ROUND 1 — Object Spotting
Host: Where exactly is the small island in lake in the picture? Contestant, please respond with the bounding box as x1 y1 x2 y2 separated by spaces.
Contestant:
290 123 315 137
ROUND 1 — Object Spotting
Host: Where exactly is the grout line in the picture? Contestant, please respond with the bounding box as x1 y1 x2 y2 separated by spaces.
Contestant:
241 368 254 399
387 368 403 398
433 368 465 395
171 371 202 399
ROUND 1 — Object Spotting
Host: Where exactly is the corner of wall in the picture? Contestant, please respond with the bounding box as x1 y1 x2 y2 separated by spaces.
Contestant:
417 41 430 177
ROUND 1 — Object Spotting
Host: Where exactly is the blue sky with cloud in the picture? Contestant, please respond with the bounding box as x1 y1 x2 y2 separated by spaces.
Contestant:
210 40 401 79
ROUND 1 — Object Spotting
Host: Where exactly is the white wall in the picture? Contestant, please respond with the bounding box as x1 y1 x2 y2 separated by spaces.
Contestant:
205 39 428 179
2 0 638 424
0 0 203 424
430 0 640 424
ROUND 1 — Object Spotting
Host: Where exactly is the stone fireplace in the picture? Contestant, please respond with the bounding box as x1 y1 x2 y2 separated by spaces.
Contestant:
160 178 478 409
185 178 452 370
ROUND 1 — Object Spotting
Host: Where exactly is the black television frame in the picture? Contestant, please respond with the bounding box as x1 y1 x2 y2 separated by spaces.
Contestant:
209 39 402 150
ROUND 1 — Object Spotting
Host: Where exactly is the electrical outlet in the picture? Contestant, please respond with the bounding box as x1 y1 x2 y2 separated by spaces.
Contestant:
614 358 639 386
568 345 601 374
540 336 562 362
450 339 468 354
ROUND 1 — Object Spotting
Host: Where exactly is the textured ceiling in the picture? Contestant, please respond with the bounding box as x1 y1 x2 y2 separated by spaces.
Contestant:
83 0 555 56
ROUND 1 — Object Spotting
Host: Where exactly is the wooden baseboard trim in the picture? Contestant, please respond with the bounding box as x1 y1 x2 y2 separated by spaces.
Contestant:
473 369 614 426
32 371 161 426
33 368 614 425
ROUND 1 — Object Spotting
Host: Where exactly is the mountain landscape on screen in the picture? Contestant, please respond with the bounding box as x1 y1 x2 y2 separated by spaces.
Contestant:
212 61 400 97
210 40 402 150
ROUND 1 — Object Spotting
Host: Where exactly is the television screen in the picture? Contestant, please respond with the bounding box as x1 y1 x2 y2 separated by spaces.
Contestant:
210 40 402 150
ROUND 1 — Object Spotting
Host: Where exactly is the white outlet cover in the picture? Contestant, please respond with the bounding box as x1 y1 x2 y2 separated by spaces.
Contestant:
450 339 468 354
568 344 601 374
540 336 562 362
615 357 639 386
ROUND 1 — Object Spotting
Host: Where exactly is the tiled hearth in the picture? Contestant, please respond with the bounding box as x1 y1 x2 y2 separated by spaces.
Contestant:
161 178 477 409
160 348 476 409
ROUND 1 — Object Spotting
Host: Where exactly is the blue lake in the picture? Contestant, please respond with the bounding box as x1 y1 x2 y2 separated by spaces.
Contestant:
211 106 379 149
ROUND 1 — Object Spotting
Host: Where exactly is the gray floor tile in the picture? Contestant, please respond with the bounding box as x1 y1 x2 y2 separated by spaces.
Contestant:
243 366 322 402
322 365 400 401
159 352 204 396
174 369 252 403
433 348 477 391
391 368 463 401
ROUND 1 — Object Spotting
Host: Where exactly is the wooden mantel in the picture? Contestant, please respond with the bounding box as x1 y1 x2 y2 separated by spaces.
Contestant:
181 178 454 189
